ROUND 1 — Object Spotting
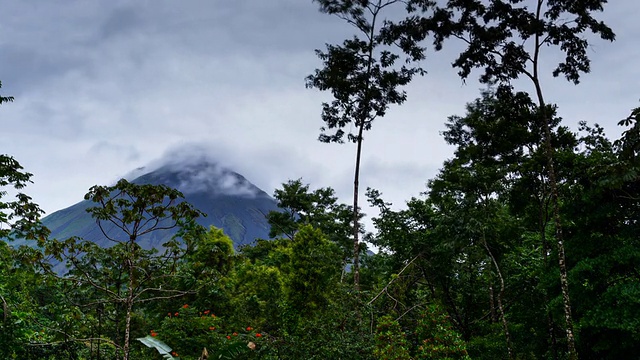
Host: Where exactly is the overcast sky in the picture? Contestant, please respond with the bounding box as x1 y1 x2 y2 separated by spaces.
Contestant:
1 1 639 225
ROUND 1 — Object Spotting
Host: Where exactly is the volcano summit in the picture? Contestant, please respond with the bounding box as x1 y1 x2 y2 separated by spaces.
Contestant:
41 159 279 249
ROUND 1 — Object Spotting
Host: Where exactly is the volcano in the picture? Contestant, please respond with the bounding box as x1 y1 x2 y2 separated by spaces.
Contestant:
40 160 279 249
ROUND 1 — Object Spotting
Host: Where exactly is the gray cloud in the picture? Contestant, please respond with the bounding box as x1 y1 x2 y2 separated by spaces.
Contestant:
128 143 261 197
0 0 638 227
98 6 141 41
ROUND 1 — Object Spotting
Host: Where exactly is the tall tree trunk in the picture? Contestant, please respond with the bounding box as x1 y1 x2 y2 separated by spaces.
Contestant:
538 104 577 360
539 187 559 360
489 282 497 323
123 267 134 360
352 123 365 291
531 3 577 356
123 243 135 360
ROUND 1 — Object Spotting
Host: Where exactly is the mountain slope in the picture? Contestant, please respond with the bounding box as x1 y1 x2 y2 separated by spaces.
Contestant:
41 161 279 249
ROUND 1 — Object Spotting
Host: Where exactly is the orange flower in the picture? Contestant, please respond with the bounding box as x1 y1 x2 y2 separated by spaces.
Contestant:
204 310 210 315
151 332 158 337
256 333 262 337
246 326 253 331
233 332 238 336
182 304 189 309
209 326 216 331
226 335 231 340
211 314 216 318
174 312 179 317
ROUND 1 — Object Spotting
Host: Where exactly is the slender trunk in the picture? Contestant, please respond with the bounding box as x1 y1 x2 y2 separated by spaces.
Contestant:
489 282 497 323
539 190 559 360
537 89 576 360
352 123 365 291
123 241 136 360
532 3 577 357
1 294 8 322
114 305 121 360
97 305 102 360
123 264 134 360
442 282 466 337
350 0 381 292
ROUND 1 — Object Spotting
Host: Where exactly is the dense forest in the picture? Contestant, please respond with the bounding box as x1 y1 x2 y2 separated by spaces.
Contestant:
2 1 639 359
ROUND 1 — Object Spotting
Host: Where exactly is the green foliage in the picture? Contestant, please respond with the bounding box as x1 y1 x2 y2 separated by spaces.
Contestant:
374 315 412 360
150 304 265 360
308 0 429 289
186 226 235 280
2 9 638 359
284 225 342 312
268 179 349 233
415 305 471 360
307 0 425 144
267 179 355 261
43 179 206 359
83 178 204 238
407 0 615 85
0 154 49 242
0 241 93 359
0 87 58 357
262 294 374 360
410 8 617 356
232 222 372 359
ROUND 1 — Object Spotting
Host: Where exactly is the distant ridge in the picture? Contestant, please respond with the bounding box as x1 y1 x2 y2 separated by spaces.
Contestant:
40 160 280 249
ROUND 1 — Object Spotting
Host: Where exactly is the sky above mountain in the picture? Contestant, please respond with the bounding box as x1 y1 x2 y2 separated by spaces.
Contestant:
1 1 639 224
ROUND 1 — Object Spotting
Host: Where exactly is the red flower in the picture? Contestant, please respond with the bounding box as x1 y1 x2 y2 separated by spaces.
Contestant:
209 326 216 331
182 304 189 309
226 335 231 340
246 326 253 331
174 312 179 317
256 333 262 337
233 332 238 336
204 310 210 315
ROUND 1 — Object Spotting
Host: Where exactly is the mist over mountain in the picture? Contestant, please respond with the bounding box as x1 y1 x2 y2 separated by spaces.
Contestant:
41 155 280 250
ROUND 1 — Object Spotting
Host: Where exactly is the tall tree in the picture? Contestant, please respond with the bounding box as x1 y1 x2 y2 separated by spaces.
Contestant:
0 155 49 242
0 174 56 358
0 80 57 357
0 80 47 243
368 88 590 358
432 87 579 358
307 0 426 290
45 179 204 360
266 179 355 271
395 1 615 357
